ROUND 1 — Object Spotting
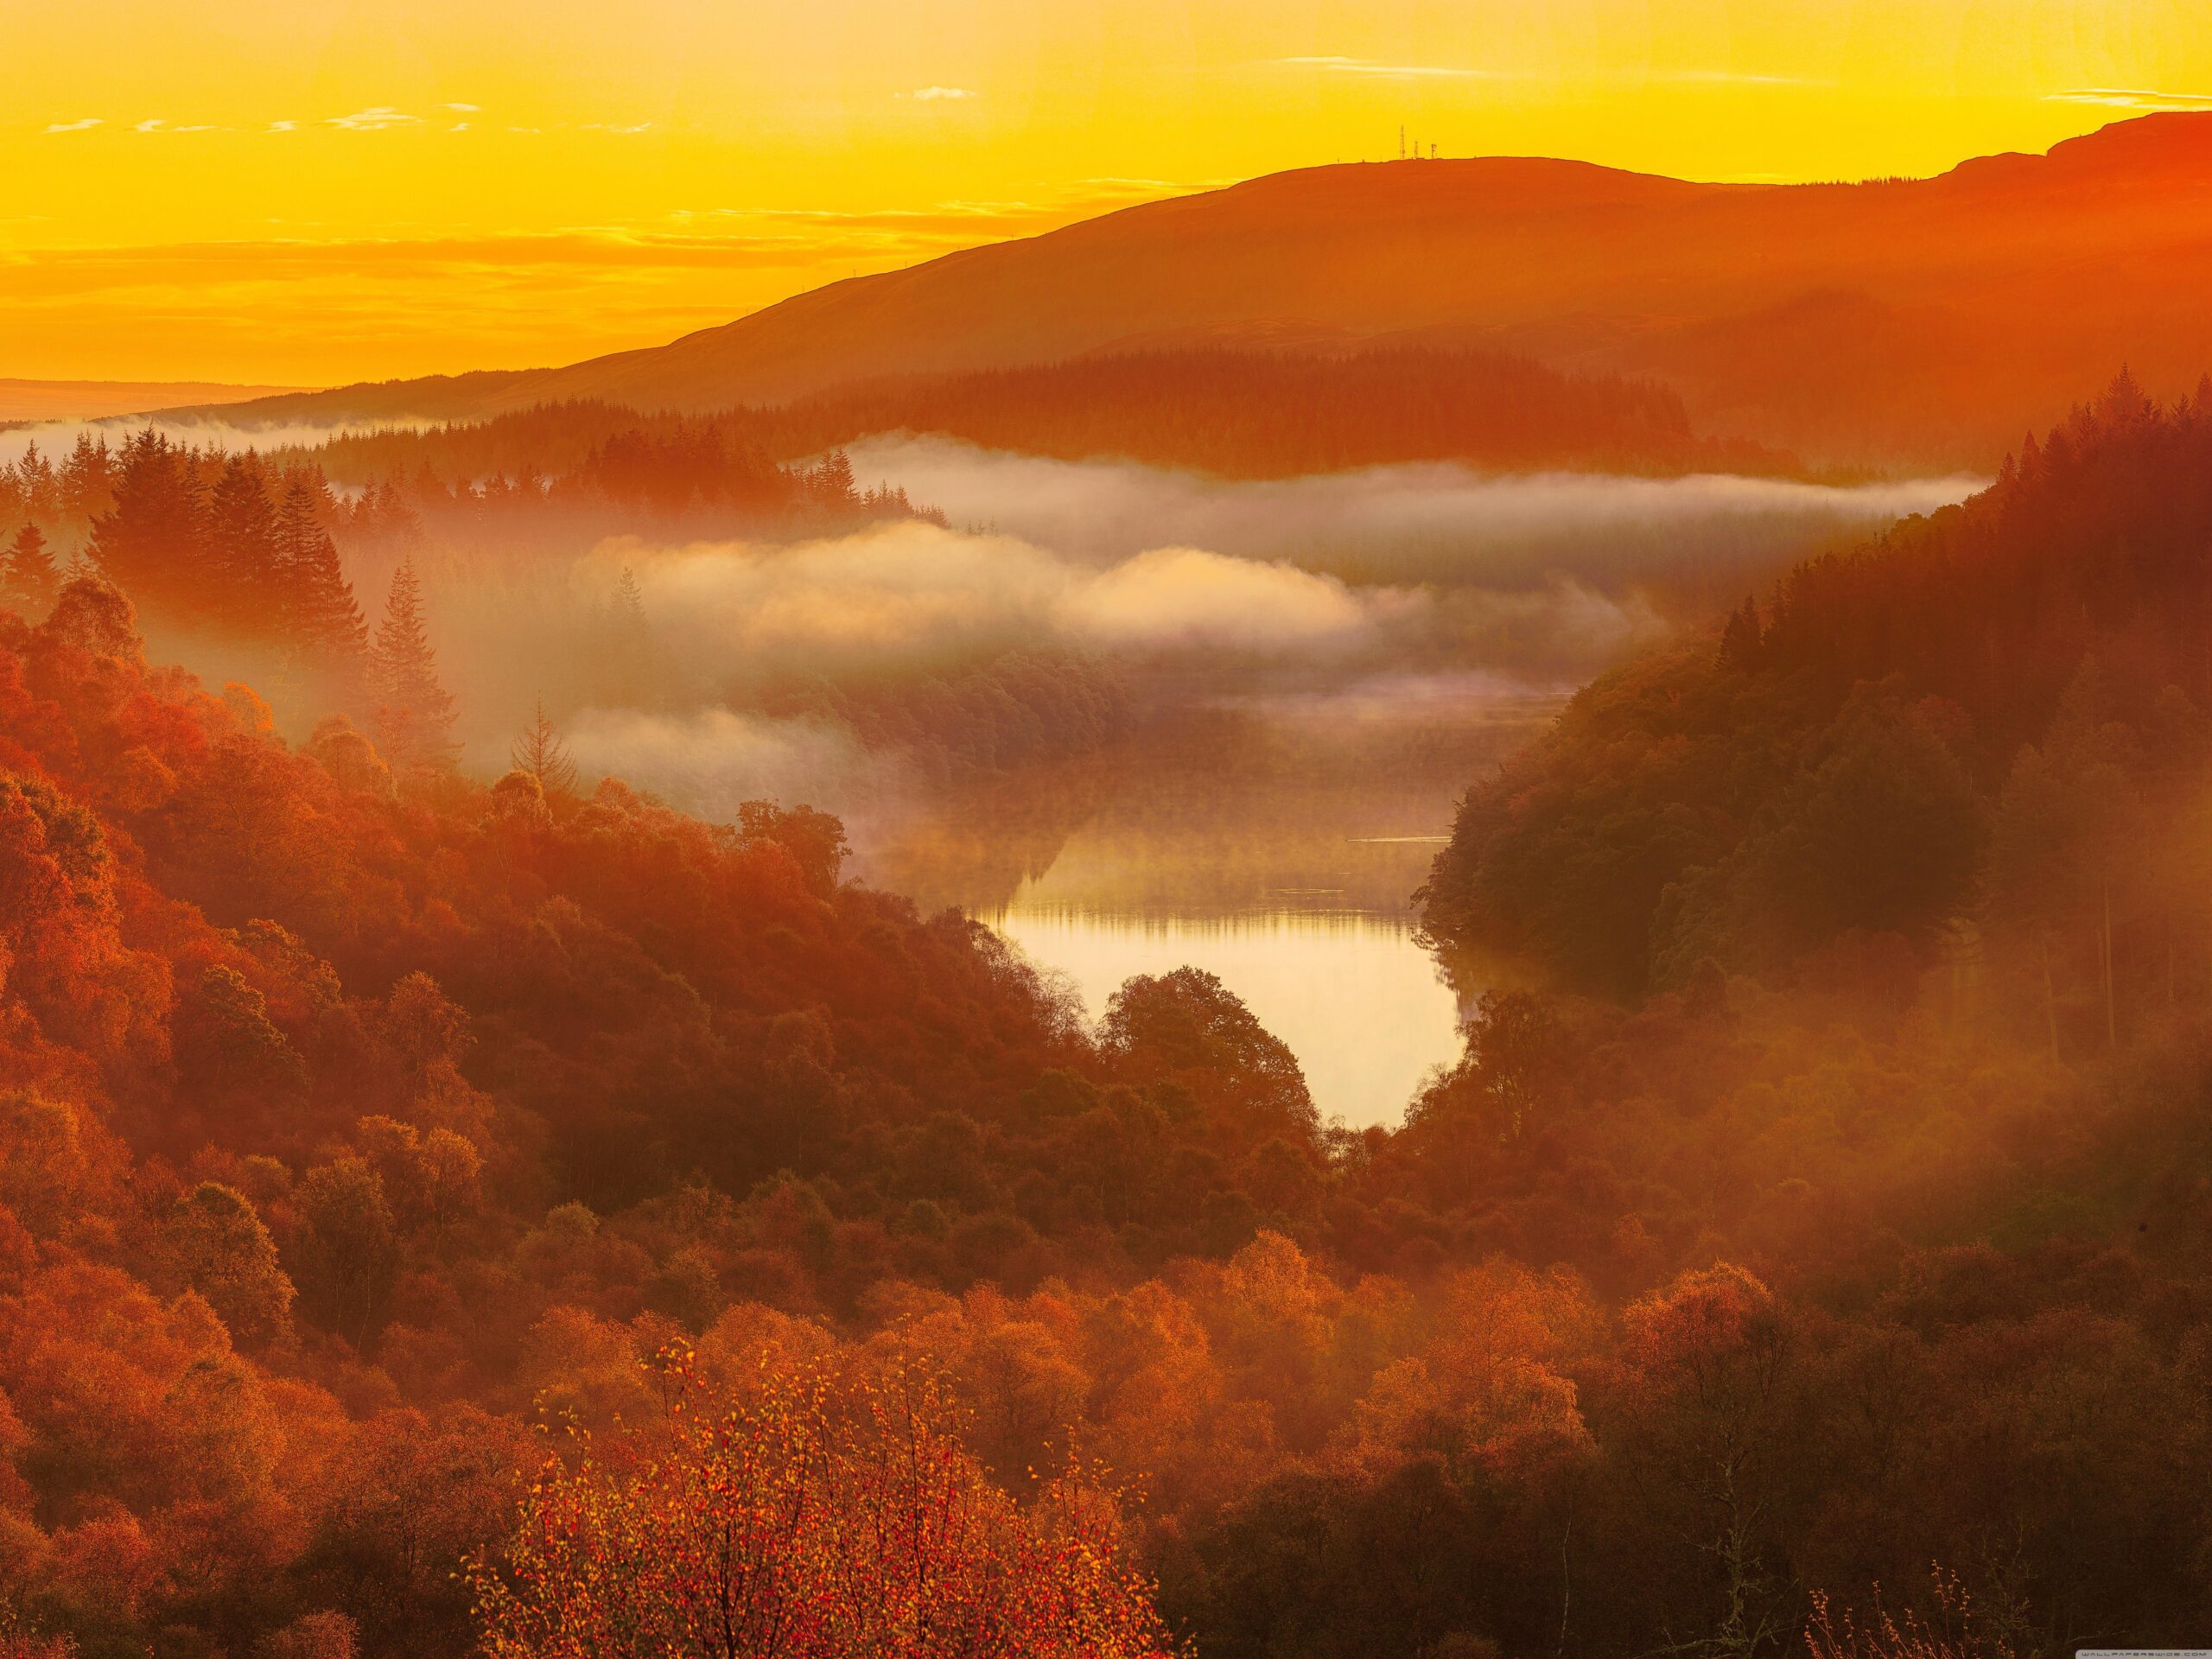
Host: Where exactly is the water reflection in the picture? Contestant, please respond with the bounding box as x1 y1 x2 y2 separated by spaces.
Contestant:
852 695 1559 1129
987 903 1467 1130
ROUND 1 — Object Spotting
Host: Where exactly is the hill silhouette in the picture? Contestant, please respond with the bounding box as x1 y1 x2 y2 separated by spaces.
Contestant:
180 114 2212 468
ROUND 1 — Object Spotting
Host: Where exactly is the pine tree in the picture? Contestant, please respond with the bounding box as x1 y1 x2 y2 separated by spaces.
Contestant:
276 475 367 668
510 697 578 796
371 556 460 769
206 454 283 624
2 523 59 613
92 429 209 614
60 432 115 531
1716 594 1764 673
15 442 59 522
598 566 658 706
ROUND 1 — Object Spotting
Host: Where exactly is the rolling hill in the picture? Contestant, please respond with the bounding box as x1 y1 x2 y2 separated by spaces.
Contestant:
180 114 2212 469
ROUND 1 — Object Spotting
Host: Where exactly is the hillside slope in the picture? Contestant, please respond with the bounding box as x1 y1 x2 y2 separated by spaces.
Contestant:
1420 371 2212 1003
191 115 2212 467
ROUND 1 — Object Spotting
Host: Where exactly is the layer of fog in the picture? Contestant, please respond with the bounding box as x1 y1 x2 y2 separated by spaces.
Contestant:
842 435 1983 595
105 435 1986 921
356 433 1975 834
595 524 1422 674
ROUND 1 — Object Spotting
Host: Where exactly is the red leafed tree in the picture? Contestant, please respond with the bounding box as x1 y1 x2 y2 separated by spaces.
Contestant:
469 1345 1176 1659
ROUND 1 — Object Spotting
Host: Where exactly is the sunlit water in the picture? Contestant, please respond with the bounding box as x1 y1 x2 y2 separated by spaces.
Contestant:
855 696 1560 1130
985 900 1468 1130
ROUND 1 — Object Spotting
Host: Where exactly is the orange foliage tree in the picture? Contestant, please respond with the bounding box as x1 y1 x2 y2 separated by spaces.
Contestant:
469 1345 1175 1659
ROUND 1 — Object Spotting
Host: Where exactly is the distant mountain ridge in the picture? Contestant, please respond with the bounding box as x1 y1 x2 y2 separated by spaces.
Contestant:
1 378 308 423
174 114 2212 468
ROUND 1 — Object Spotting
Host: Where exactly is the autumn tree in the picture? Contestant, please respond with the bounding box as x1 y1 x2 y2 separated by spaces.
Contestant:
471 1346 1173 1659
1610 1265 1795 1659
292 1157 399 1344
161 1181 296 1346
735 800 847 895
1103 967 1319 1156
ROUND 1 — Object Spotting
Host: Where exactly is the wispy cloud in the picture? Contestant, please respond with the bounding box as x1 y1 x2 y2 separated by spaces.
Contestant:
582 121 653 134
442 102 480 113
42 118 101 135
1275 56 1505 80
2045 86 2212 111
267 119 298 133
903 86 978 101
327 106 421 131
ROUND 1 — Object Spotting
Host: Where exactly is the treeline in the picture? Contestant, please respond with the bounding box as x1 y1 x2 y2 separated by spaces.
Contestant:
1421 370 2212 1028
0 423 933 634
264 407 931 535
0 435 116 554
286 346 1796 489
5 543 2212 1654
746 348 1794 479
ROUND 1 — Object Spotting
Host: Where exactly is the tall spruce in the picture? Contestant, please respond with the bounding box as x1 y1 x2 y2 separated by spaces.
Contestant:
597 565 658 706
370 556 459 769
206 455 283 624
92 429 208 614
2 523 59 613
276 475 367 668
60 432 115 527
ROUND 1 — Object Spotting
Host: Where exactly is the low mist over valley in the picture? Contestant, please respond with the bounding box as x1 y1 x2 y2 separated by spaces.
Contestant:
10 78 2212 1659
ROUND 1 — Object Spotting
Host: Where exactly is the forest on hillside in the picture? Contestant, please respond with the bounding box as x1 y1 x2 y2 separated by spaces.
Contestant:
1 374 2211 1656
270 346 1796 489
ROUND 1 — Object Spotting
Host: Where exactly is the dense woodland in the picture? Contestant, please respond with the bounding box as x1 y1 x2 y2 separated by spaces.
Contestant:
1422 371 2212 1007
1 376 2210 1656
0 423 928 604
279 346 1793 488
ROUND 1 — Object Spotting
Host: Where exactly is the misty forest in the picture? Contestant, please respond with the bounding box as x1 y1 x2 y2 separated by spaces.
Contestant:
8 70 2212 1659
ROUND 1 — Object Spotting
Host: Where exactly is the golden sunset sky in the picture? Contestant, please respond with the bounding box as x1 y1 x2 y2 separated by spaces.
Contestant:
7 0 2209 386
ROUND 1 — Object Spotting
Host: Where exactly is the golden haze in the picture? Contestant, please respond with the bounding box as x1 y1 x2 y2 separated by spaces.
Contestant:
7 0 2212 385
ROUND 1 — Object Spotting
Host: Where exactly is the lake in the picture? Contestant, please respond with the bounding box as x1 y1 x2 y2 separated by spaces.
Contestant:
856 690 1558 1128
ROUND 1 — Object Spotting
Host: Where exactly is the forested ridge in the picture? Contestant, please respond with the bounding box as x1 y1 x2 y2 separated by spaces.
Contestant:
3 376 2212 1656
1422 370 2212 1010
276 346 1793 488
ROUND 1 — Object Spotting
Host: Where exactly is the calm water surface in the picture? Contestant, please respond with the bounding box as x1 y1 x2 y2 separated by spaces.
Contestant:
988 900 1464 1130
863 695 1559 1129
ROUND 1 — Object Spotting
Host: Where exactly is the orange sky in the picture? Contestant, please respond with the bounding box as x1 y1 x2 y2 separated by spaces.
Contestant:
6 0 2209 387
